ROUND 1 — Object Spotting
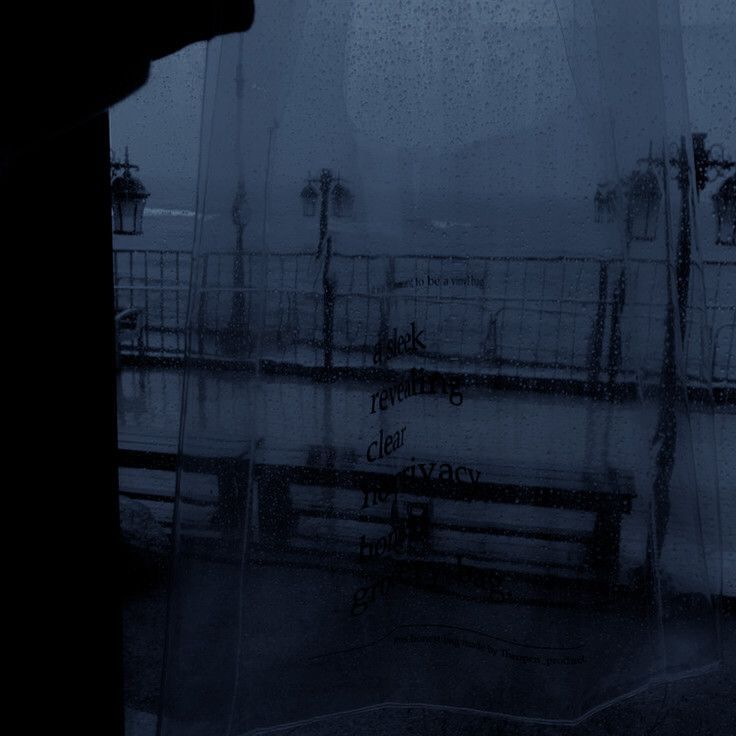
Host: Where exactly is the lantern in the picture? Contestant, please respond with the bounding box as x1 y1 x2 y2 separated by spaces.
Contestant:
713 174 736 246
111 149 149 235
331 178 354 218
594 182 616 223
300 183 318 217
625 168 661 241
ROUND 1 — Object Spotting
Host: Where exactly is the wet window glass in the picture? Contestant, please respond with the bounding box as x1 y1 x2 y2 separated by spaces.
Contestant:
111 2 734 734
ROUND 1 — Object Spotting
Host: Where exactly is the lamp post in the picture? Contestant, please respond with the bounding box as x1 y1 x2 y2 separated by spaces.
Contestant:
110 147 149 235
224 178 251 351
220 34 253 355
598 144 669 400
635 135 716 574
592 133 731 582
602 132 734 247
638 132 732 578
595 138 693 582
299 168 354 373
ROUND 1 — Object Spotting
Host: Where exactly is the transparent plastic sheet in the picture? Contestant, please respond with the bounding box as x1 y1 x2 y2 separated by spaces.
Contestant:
160 2 721 734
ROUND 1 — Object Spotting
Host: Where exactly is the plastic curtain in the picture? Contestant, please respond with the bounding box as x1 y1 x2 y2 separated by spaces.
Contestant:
160 1 721 733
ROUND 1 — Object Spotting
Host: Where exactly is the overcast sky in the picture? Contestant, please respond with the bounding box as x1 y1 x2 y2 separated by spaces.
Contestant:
110 0 735 209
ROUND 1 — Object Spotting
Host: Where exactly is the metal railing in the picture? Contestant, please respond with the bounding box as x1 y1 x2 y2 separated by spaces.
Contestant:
113 248 736 390
113 249 191 356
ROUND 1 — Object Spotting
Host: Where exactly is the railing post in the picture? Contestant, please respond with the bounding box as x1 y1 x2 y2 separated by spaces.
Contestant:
198 254 209 356
322 236 335 373
586 261 608 392
606 268 627 392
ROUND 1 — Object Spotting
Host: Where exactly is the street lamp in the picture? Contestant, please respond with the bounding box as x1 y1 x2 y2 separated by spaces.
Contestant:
713 174 736 246
298 168 354 374
110 147 149 235
605 138 691 399
623 138 699 336
599 132 734 246
588 134 730 571
223 178 251 352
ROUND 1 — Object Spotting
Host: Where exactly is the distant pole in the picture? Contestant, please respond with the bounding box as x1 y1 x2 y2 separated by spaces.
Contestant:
301 167 354 376
227 178 248 347
322 236 334 373
311 169 335 374
224 34 250 353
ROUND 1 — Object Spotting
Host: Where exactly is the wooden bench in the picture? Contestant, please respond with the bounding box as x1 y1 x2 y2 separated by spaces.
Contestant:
253 453 636 592
115 437 636 595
